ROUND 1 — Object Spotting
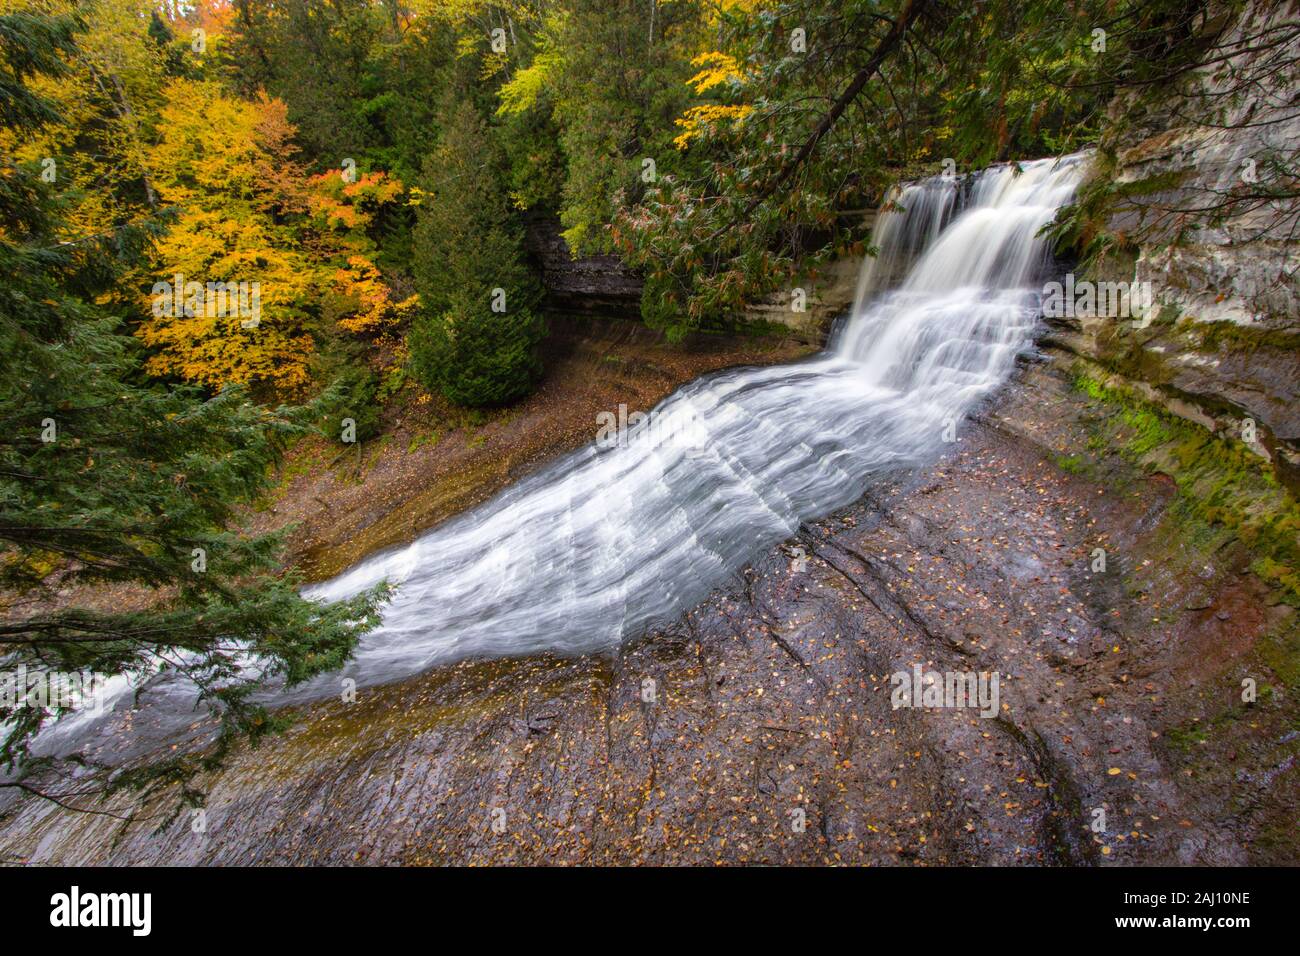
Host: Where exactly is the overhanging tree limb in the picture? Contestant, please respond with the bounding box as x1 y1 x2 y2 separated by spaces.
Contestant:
713 0 931 240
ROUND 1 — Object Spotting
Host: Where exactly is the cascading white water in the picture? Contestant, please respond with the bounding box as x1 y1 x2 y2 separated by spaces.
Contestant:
296 153 1085 691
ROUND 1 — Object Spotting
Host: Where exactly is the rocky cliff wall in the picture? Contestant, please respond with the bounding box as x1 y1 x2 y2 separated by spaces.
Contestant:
1042 0 1300 493
525 214 644 316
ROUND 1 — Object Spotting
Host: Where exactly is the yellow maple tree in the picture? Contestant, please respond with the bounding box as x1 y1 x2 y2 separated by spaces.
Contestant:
138 79 315 395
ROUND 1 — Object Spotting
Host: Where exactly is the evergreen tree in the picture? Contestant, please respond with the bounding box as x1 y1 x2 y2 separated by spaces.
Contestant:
410 99 544 407
0 10 387 802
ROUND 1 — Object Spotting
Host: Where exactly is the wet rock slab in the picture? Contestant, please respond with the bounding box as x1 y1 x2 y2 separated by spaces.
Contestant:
1 367 1292 865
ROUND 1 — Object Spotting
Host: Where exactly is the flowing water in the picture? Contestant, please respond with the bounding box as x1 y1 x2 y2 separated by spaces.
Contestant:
28 153 1085 754
301 153 1086 689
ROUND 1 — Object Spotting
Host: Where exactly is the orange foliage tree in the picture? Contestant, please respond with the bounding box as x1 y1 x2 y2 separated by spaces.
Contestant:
305 169 416 338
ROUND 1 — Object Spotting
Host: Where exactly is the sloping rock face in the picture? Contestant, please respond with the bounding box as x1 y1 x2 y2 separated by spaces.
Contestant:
3 364 1291 865
1048 0 1300 491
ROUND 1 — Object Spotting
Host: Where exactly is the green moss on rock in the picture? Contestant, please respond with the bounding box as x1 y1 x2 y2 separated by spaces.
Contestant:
1073 369 1300 603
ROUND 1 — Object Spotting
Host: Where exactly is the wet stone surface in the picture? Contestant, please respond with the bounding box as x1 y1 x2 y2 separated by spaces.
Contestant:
1 365 1292 865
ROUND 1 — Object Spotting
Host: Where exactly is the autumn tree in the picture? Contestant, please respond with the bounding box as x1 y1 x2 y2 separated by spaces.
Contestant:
306 168 416 338
0 0 172 277
137 79 317 396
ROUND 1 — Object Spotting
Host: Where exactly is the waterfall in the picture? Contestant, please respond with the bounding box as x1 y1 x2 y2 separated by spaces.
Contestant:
28 153 1085 756
295 153 1085 689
